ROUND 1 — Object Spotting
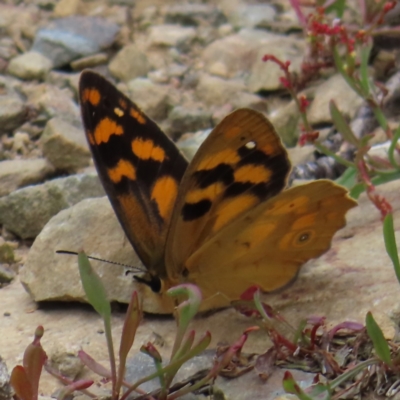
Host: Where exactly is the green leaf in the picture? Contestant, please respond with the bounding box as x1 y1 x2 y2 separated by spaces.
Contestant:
329 101 359 146
383 213 400 284
388 125 400 168
359 45 372 96
325 0 346 18
366 312 392 366
78 252 111 319
336 167 357 189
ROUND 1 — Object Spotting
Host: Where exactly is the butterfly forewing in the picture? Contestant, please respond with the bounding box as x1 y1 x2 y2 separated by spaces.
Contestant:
79 71 188 271
166 109 291 280
181 180 357 304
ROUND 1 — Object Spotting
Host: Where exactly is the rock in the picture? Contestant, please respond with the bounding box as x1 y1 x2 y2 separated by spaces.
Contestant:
177 128 211 160
108 44 150 82
127 78 170 120
53 0 80 17
224 3 277 29
20 197 140 304
0 173 105 239
0 264 15 283
195 74 246 107
168 106 212 138
147 25 196 50
32 16 119 68
164 3 226 27
70 52 108 71
40 117 91 171
47 346 83 379
20 83 80 121
7 51 53 80
247 38 305 93
0 238 15 265
0 159 55 197
0 357 11 400
0 94 26 133
307 74 365 125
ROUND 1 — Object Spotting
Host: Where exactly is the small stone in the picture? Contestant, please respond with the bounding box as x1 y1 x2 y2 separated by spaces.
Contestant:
224 4 277 29
40 117 91 171
32 16 119 68
109 44 150 82
168 106 212 138
127 78 170 120
47 346 83 379
247 38 305 92
148 25 196 50
0 159 55 197
307 74 365 125
0 173 105 239
0 95 26 134
70 53 108 71
0 237 15 264
195 74 246 107
7 51 53 80
164 4 226 27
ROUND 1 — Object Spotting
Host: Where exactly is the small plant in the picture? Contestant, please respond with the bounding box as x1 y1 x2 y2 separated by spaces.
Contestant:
10 252 251 400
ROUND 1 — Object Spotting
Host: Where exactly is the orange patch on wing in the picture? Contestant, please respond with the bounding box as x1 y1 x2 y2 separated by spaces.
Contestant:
234 165 271 184
198 149 240 170
237 222 276 250
151 176 178 219
108 159 136 183
130 108 146 124
268 195 310 216
291 213 317 230
260 142 283 157
213 194 257 232
82 88 101 106
131 138 166 162
224 126 242 139
94 118 124 144
185 182 225 204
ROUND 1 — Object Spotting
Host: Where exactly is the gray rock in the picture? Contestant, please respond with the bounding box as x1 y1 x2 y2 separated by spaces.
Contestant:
7 51 53 80
224 4 277 29
202 29 286 79
20 196 140 303
32 16 119 68
0 264 15 283
0 159 55 197
164 4 226 27
127 78 170 120
0 238 15 265
177 128 211 161
70 52 108 71
20 83 80 121
168 106 212 138
195 74 246 107
109 44 150 82
0 94 26 133
0 173 105 239
40 117 91 171
307 74 365 125
148 25 196 50
247 38 305 93
0 357 11 400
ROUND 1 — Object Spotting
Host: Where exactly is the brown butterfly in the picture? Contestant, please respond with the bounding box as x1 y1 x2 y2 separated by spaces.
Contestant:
79 70 357 312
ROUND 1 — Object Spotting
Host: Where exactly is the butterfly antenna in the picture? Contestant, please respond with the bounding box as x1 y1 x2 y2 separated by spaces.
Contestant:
55 250 145 273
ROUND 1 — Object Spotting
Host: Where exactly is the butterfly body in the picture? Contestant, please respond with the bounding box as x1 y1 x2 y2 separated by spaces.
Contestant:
79 71 357 313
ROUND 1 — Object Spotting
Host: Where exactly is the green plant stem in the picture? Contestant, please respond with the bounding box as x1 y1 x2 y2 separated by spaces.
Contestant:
103 316 118 400
350 170 400 198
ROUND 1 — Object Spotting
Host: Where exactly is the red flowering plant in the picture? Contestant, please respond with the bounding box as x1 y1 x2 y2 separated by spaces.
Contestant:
262 0 400 282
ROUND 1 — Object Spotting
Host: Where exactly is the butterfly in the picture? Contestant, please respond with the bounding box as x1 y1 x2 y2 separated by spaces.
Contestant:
79 70 357 313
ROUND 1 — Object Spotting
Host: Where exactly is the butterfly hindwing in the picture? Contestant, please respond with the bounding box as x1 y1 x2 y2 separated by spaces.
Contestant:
165 109 292 281
179 180 357 305
79 71 188 272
